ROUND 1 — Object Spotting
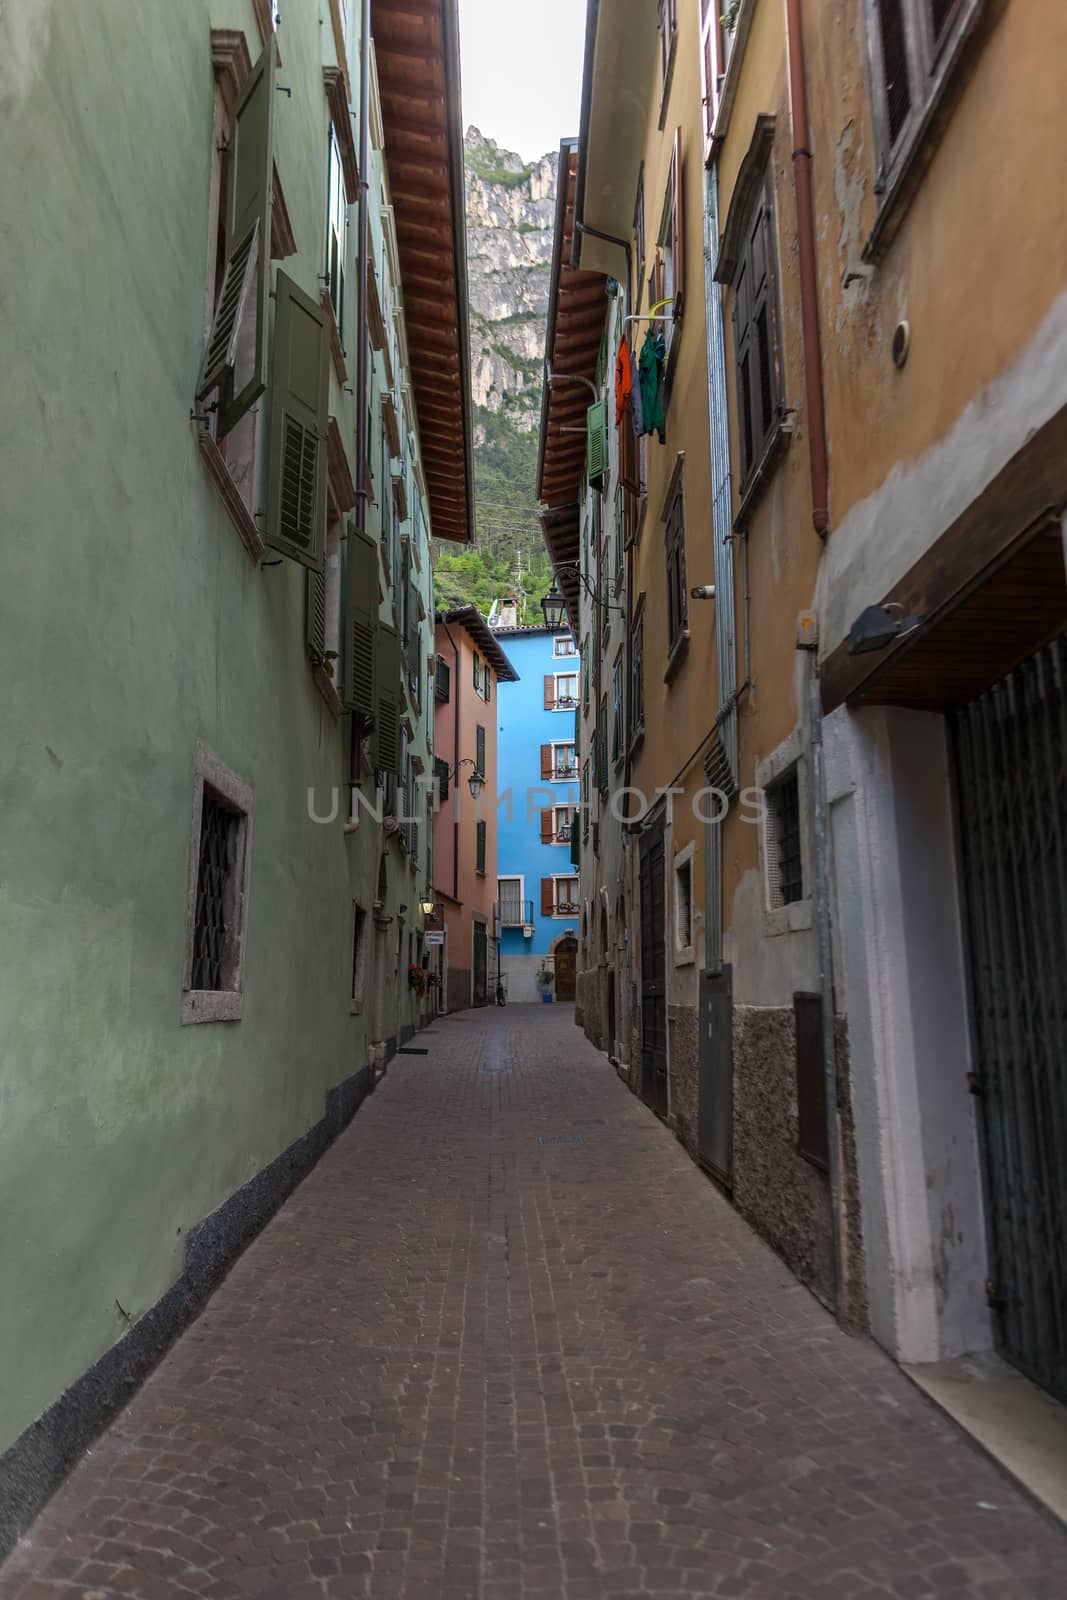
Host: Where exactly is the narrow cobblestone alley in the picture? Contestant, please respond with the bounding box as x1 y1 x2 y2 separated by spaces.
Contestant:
3 1006 1066 1600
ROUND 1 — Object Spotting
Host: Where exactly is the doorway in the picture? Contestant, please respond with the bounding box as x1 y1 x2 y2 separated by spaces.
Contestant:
639 819 668 1117
952 633 1067 1403
554 935 577 1001
472 918 488 1007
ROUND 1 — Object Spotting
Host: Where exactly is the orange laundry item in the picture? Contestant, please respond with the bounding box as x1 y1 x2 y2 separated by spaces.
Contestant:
614 338 634 425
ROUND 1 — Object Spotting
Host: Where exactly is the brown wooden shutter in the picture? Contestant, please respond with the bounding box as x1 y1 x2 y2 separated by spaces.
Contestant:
671 125 685 319
374 622 402 773
794 992 829 1170
343 523 378 717
541 878 554 916
619 399 640 495
540 743 552 780
265 271 329 571
540 808 554 843
544 674 556 710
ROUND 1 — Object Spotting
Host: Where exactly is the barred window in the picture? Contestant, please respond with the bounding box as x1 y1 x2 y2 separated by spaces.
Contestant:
765 769 804 909
182 746 253 1025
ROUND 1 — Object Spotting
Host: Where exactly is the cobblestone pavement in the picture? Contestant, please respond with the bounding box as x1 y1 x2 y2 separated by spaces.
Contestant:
3 1005 1066 1600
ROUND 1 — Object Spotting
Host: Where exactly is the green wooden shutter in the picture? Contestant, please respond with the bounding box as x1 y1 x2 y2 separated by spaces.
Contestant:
196 43 275 432
476 820 487 874
305 564 327 663
586 400 607 491
476 723 486 776
343 523 379 717
374 622 402 774
266 271 329 572
406 575 419 667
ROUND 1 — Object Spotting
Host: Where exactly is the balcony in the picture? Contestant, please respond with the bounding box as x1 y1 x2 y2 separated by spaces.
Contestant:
553 762 578 781
555 899 580 916
554 694 578 710
555 822 572 843
498 897 534 929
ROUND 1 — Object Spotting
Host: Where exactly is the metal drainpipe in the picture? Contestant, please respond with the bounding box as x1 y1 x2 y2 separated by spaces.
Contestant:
354 0 371 537
441 619 462 903
807 659 842 1314
786 0 830 537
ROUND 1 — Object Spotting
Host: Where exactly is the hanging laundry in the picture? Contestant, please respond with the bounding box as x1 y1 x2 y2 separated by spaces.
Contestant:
614 337 633 425
629 349 645 438
638 329 666 442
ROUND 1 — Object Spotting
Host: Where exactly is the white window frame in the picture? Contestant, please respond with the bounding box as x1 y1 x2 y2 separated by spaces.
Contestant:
498 875 525 927
553 804 577 845
553 875 581 917
673 842 695 966
181 743 255 1024
550 740 578 782
552 671 579 711
553 634 578 657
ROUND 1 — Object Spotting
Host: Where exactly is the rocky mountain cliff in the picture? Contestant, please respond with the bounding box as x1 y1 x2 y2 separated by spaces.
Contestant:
433 129 558 622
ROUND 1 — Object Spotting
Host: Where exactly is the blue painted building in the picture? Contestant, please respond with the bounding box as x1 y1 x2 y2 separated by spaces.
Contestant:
491 619 581 1002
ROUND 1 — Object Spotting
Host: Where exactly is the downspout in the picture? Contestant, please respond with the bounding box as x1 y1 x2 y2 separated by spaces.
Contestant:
786 0 830 537
807 656 842 1315
354 0 371 537
441 618 462 903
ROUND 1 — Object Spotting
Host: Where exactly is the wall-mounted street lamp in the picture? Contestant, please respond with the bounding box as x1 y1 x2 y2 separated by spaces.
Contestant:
441 757 484 800
541 560 627 631
847 602 924 656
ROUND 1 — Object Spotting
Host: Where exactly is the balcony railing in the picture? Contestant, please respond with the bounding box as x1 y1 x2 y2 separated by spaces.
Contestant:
554 694 578 710
555 899 580 916
553 761 578 780
498 897 534 929
555 823 572 843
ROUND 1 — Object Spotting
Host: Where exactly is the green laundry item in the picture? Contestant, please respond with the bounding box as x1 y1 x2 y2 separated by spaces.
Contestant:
638 330 666 441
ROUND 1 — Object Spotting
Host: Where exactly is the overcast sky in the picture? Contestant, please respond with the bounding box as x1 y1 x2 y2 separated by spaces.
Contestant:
457 0 586 162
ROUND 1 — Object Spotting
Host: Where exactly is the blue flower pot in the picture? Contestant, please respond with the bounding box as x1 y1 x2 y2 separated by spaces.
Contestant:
541 991 553 1003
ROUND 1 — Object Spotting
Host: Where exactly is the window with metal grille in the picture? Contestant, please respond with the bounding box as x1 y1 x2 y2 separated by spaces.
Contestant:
765 769 804 909
664 467 687 655
476 819 487 875
191 789 241 991
182 747 253 1024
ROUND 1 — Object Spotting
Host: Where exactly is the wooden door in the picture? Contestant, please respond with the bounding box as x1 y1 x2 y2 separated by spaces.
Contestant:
554 937 577 1001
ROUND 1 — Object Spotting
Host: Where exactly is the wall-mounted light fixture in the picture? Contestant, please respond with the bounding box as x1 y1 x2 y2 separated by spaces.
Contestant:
847 602 924 656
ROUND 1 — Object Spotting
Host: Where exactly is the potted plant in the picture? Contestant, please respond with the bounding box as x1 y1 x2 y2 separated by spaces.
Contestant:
407 964 427 998
536 962 554 1003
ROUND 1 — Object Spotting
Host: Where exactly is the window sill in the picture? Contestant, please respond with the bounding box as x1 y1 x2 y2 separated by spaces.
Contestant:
673 945 695 968
664 628 689 685
197 429 264 562
863 0 1001 264
735 417 793 529
182 989 243 1025
762 897 813 940
311 663 344 720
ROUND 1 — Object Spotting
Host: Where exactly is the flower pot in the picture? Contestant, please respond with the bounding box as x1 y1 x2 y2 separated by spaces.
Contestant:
541 992 553 1003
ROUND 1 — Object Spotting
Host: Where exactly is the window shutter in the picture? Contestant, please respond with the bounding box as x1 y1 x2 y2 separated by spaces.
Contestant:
541 878 554 916
374 622 402 773
406 575 419 665
795 992 829 1170
484 669 492 703
476 724 486 776
671 126 685 319
544 674 556 710
305 564 327 663
540 743 552 780
476 820 486 874
265 271 329 571
541 808 554 843
196 43 275 431
343 523 378 717
586 401 607 492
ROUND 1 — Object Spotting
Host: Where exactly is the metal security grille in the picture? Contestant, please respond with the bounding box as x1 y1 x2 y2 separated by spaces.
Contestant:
191 790 240 991
767 771 803 907
952 634 1067 1404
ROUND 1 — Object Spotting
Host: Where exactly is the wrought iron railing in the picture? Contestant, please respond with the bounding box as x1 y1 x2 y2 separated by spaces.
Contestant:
498 897 534 928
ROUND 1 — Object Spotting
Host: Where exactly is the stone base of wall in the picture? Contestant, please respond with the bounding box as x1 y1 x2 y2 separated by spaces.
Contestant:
0 1057 375 1559
446 967 471 1013
667 1003 699 1158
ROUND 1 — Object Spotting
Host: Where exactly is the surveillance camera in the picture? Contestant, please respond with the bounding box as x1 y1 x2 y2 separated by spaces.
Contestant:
690 584 716 600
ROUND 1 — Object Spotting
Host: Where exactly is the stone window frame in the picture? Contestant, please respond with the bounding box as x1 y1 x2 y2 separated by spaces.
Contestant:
181 743 255 1024
672 841 695 967
756 731 813 939
350 898 370 1015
